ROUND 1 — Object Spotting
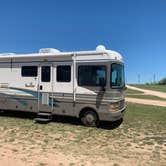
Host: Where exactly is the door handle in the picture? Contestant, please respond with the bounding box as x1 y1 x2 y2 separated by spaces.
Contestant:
40 85 43 90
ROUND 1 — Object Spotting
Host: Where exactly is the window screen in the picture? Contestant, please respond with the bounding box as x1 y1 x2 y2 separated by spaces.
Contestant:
21 66 38 77
57 65 71 82
78 65 106 86
41 66 51 82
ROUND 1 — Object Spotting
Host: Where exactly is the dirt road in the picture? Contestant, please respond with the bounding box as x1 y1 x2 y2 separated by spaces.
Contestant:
126 85 166 99
126 85 166 107
126 97 166 107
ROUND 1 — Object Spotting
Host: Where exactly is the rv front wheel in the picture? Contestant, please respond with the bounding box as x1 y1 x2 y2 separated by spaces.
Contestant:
80 110 99 127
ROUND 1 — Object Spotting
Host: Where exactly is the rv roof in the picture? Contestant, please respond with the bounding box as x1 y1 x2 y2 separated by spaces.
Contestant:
0 48 123 62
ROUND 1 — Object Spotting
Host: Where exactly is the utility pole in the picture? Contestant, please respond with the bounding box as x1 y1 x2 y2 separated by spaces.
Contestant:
153 74 156 84
138 74 140 84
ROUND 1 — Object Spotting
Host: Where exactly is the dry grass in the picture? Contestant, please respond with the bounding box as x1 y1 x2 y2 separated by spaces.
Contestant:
0 103 166 166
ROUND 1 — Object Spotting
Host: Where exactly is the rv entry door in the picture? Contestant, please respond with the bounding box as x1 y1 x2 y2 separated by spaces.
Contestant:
38 63 53 112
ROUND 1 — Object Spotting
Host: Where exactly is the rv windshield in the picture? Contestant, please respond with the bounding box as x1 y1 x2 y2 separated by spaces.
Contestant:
111 63 125 89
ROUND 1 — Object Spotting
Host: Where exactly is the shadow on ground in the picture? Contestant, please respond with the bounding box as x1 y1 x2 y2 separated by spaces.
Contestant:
0 110 123 130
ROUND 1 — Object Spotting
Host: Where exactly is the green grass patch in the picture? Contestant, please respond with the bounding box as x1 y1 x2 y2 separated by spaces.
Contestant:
126 94 166 101
126 103 166 124
126 88 143 94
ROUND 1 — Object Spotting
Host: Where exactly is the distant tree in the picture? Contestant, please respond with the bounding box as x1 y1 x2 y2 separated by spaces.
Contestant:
158 77 166 85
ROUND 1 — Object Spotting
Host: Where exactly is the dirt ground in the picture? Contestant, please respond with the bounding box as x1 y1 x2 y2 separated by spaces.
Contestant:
0 104 166 166
1 127 165 166
126 97 166 107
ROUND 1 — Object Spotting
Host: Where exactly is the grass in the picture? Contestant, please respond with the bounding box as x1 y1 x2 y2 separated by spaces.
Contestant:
126 94 166 101
126 103 166 125
131 84 166 92
125 88 144 94
0 104 166 165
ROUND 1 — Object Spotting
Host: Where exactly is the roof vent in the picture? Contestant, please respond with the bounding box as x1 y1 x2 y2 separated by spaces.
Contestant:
96 45 106 52
39 48 61 54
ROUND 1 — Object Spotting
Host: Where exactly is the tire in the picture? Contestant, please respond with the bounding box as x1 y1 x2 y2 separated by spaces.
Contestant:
80 110 99 127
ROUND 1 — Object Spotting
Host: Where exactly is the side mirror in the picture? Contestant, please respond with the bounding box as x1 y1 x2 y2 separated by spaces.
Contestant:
99 77 106 91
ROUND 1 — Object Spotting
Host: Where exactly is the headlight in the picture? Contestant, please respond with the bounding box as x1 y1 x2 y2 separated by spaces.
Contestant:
109 102 120 111
109 100 124 111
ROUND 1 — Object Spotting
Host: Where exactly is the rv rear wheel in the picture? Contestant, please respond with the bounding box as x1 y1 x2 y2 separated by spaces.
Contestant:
81 110 99 127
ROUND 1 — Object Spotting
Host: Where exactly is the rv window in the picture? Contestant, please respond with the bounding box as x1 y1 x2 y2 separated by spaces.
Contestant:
21 66 38 77
78 66 106 86
41 66 51 82
57 65 71 82
111 63 125 89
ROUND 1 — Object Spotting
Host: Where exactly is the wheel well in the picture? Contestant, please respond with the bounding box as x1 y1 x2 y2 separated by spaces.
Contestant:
79 107 98 119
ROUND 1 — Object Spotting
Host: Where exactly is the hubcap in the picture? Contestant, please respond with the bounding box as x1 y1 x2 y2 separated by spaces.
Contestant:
86 114 95 123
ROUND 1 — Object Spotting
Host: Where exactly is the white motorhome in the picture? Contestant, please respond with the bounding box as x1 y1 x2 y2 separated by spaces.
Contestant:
0 45 126 126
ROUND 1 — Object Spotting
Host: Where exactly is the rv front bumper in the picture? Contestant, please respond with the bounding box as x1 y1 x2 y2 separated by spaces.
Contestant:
99 106 126 122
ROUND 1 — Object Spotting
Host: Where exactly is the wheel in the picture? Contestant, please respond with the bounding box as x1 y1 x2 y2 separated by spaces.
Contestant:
80 110 99 127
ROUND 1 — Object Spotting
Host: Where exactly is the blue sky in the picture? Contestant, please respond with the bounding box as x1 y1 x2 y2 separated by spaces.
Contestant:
0 0 166 83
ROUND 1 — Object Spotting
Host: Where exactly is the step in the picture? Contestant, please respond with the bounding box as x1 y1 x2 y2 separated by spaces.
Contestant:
37 112 52 116
34 117 51 123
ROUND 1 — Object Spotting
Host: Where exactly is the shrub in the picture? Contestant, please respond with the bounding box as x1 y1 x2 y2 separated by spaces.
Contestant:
158 77 166 85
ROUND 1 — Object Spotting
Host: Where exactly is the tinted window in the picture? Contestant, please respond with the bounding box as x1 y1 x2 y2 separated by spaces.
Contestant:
41 66 51 82
78 66 106 86
57 65 71 82
111 63 125 88
22 66 38 77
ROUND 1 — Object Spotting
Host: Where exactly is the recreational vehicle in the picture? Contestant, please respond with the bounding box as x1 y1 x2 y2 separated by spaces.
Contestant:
0 45 126 127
